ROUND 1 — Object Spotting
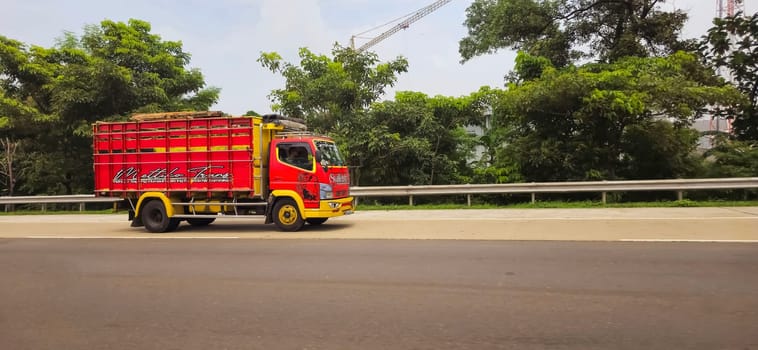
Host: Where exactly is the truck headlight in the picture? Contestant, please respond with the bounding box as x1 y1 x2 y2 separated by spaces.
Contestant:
319 183 333 200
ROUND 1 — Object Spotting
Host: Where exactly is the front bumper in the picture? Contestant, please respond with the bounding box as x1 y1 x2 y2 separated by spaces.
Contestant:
305 197 354 218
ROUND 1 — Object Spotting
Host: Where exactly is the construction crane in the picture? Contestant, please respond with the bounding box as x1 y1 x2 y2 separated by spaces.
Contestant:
350 0 453 53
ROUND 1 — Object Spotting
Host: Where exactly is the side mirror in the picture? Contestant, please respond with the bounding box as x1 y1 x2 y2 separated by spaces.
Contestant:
315 152 329 172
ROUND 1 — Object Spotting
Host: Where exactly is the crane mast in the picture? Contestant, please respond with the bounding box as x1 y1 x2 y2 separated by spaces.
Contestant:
709 0 746 136
351 0 453 53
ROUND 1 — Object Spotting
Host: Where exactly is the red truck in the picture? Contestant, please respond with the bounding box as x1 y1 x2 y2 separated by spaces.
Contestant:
93 111 354 232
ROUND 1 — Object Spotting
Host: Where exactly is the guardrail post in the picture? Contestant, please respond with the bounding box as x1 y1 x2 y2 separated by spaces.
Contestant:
467 194 471 207
531 193 536 204
677 191 684 201
409 195 414 206
602 192 607 204
79 202 85 212
41 203 46 213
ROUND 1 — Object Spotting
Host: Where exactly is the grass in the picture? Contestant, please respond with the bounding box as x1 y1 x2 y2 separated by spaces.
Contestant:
2 200 757 215
0 209 124 215
356 200 758 210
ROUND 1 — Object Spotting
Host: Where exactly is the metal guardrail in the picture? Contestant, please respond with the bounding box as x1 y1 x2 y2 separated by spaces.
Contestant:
1 177 757 210
0 195 122 212
350 177 758 205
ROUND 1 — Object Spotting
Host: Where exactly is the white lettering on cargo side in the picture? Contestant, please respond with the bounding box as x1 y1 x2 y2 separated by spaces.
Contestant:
113 167 138 184
111 166 232 185
189 166 231 183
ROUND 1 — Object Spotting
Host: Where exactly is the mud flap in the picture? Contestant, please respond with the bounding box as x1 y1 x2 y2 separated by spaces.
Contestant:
129 210 144 227
263 194 274 224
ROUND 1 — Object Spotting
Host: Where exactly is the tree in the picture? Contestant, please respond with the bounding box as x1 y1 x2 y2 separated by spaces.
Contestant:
499 52 740 182
258 45 408 133
0 19 219 195
701 12 758 141
258 45 493 186
459 0 691 66
357 92 482 186
258 44 409 185
620 120 702 179
703 137 758 178
700 137 758 200
0 137 19 196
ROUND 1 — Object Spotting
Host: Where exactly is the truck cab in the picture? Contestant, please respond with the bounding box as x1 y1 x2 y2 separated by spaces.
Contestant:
267 136 353 231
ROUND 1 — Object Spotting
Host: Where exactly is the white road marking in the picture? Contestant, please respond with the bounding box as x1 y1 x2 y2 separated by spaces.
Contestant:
620 239 758 243
25 236 241 239
353 217 758 221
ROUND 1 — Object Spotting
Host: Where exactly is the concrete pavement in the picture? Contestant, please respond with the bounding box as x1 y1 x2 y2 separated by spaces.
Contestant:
0 207 756 241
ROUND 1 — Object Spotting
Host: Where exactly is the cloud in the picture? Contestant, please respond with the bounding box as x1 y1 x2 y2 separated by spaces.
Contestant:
183 0 341 114
255 0 335 54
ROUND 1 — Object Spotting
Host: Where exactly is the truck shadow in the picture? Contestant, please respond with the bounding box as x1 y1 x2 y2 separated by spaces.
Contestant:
167 221 355 234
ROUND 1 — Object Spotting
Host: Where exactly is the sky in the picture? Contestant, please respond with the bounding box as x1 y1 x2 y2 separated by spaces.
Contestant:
0 0 752 116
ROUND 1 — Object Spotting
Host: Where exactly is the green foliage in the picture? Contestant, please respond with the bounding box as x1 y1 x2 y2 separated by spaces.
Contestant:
460 0 690 66
258 45 408 132
621 121 703 179
701 12 758 140
703 137 758 178
498 52 741 182
356 91 482 186
259 45 496 186
356 199 758 210
0 19 218 195
0 137 19 195
511 51 554 82
467 89 523 184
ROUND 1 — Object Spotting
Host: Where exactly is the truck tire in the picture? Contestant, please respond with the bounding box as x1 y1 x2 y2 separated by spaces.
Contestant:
187 218 215 226
306 218 328 226
272 198 304 232
141 200 177 233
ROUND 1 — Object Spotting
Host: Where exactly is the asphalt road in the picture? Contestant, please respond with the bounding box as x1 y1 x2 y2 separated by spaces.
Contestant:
1 239 757 350
1 208 757 349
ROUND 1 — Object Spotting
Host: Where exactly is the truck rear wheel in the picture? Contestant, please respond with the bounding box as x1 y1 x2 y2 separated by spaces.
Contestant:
273 198 304 232
187 218 216 226
142 200 178 233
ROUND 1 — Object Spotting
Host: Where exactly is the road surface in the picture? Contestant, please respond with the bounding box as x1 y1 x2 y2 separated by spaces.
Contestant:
0 239 756 349
1 208 757 349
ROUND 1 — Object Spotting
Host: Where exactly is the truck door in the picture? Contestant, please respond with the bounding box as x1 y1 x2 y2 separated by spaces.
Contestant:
269 142 319 209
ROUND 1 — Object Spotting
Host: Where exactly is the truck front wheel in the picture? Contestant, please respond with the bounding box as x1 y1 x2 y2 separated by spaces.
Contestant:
272 199 304 232
142 200 178 233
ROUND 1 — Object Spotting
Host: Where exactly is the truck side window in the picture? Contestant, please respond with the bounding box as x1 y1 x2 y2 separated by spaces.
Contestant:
280 145 312 170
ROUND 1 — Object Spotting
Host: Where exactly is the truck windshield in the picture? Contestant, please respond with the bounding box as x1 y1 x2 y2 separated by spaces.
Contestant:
314 140 345 166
